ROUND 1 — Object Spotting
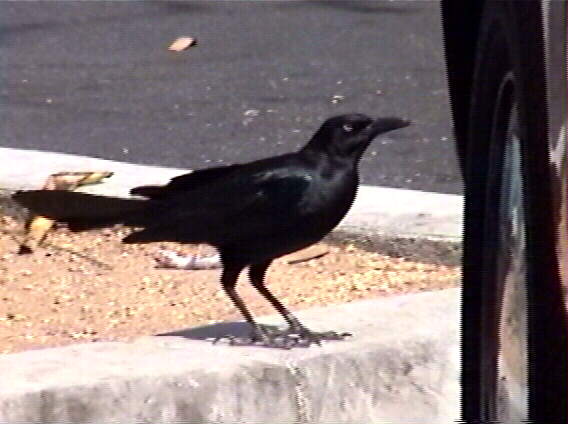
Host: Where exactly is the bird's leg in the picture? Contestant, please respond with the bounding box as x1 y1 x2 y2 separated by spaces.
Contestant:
214 263 292 348
249 262 352 347
249 261 306 331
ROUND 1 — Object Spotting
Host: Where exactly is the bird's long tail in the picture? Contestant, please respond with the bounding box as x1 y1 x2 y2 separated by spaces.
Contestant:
12 190 150 232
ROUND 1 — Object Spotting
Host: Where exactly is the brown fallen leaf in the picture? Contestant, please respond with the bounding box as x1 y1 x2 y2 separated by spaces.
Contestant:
285 245 329 265
18 171 113 254
45 171 114 190
168 37 197 52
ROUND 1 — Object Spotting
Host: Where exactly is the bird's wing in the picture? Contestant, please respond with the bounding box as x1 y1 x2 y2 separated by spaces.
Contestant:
130 164 243 199
124 168 314 244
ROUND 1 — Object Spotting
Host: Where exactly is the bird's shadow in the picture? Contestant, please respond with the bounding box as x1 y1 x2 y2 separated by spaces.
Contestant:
155 321 282 341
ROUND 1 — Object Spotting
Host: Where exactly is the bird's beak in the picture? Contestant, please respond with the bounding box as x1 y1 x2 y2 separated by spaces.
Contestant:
363 117 411 140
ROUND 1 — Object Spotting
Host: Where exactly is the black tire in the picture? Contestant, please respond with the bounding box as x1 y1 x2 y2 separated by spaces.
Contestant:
461 1 568 422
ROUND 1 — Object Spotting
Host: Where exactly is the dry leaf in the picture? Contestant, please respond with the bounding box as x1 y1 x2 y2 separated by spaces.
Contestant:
44 171 114 191
168 37 197 52
18 171 113 254
285 245 329 265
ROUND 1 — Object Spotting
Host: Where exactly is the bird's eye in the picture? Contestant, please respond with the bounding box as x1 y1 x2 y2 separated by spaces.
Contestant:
342 124 353 132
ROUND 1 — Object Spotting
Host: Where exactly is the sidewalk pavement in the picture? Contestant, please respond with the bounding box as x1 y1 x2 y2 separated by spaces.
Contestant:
0 146 463 423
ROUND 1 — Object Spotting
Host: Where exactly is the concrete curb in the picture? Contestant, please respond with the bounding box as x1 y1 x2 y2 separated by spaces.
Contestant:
0 289 460 423
0 147 462 422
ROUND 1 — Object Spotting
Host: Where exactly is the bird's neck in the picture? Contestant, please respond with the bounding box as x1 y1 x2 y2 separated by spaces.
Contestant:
300 147 361 177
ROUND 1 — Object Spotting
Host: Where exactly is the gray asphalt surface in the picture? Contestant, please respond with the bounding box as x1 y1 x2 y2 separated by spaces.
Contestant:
0 1 461 194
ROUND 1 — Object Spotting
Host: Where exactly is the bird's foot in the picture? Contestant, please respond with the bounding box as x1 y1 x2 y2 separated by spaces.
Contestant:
212 325 352 349
276 327 353 347
212 325 297 349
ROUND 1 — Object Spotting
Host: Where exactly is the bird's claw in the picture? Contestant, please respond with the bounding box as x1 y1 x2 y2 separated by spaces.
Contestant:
212 327 352 349
280 329 352 347
212 330 296 349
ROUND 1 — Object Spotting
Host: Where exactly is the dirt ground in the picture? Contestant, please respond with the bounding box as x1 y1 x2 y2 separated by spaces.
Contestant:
1 214 459 354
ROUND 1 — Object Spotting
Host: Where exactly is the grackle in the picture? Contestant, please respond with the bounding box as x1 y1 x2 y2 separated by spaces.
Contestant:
13 114 410 348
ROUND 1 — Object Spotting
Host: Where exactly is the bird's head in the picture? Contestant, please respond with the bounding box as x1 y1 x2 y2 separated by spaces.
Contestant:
303 113 411 160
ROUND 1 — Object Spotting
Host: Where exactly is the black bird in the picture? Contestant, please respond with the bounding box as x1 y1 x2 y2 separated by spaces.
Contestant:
13 114 410 348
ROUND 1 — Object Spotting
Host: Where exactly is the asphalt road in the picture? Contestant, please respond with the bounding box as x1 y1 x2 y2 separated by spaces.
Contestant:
0 1 462 194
